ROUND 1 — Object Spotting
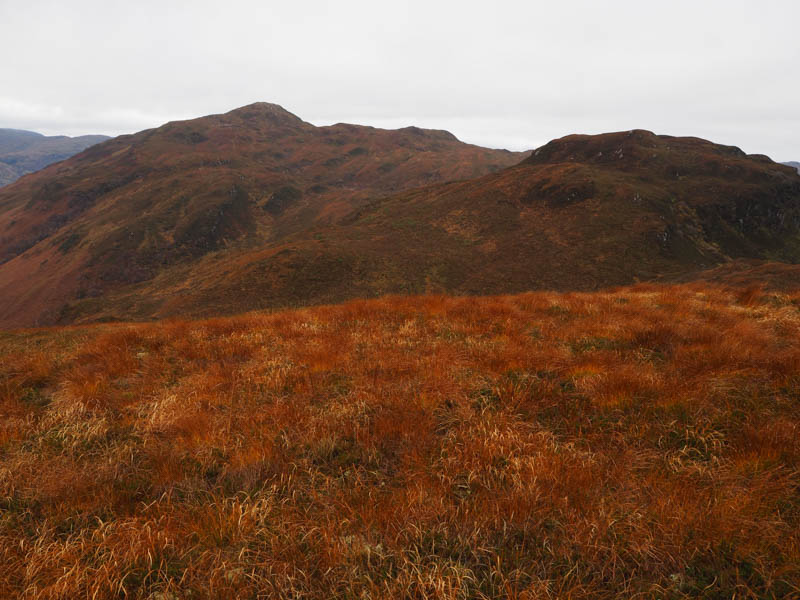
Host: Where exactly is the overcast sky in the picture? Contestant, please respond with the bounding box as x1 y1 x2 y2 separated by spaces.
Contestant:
1 0 798 159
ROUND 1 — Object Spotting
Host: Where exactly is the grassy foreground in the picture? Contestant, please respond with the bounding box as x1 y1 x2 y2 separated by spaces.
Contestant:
1 285 799 599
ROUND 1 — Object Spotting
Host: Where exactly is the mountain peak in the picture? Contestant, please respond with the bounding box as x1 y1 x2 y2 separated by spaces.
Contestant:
225 102 305 125
397 125 459 142
524 129 758 169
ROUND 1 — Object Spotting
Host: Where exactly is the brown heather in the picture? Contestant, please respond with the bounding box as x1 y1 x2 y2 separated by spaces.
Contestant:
3 120 800 330
1 284 799 598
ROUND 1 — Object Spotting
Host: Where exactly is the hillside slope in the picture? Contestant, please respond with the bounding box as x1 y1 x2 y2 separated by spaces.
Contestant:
0 103 526 327
1 286 798 598
0 128 109 186
47 129 800 325
782 160 800 173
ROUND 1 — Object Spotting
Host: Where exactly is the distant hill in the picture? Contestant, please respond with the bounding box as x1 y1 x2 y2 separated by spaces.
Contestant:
782 161 800 173
0 128 109 186
0 103 528 327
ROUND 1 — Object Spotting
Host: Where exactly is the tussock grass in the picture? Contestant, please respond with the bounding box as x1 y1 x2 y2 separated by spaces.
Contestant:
1 284 799 598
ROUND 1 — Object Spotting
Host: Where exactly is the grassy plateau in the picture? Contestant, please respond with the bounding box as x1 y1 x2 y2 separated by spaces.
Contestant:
1 284 799 598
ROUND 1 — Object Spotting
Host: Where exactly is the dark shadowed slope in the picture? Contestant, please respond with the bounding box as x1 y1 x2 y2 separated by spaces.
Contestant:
0 103 527 327
0 128 109 186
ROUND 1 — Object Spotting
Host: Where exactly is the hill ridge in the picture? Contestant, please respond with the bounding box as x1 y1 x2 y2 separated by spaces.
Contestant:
1 107 799 327
0 128 109 186
782 160 800 173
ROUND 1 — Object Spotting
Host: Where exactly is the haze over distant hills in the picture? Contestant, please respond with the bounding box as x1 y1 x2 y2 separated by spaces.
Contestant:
0 103 798 328
0 128 109 187
782 161 800 173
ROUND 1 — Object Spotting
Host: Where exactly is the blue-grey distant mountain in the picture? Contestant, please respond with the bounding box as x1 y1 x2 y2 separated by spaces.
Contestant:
0 128 109 186
782 161 800 173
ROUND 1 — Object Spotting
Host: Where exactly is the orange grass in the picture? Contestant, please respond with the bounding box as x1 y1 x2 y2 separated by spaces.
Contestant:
0 284 799 598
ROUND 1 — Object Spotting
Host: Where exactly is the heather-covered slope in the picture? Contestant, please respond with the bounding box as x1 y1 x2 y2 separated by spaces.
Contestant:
1 286 799 598
53 129 800 325
2 120 799 327
0 103 526 327
0 128 109 186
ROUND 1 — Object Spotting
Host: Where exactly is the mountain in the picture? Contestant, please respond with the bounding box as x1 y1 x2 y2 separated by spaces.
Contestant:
782 161 800 173
0 103 527 327
0 128 109 186
1 108 798 328
156 129 800 315
55 127 800 326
